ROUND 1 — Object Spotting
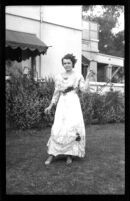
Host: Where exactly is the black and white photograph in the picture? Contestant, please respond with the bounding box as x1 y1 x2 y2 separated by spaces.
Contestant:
5 5 125 195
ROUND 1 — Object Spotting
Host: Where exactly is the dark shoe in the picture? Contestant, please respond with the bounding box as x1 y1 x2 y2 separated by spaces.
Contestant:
76 133 81 141
45 155 54 165
66 156 72 165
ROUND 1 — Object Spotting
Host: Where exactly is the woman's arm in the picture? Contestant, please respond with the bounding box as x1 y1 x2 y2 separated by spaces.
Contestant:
78 70 93 93
44 102 55 114
44 76 60 114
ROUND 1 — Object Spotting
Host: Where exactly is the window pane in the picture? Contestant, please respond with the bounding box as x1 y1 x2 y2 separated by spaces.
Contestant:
82 29 89 40
90 31 98 40
90 23 98 31
90 41 98 52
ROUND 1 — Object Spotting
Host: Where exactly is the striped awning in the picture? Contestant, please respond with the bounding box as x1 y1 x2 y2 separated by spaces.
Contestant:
6 29 49 61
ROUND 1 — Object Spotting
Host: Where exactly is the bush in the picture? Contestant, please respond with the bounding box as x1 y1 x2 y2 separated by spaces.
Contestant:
89 93 106 124
12 93 42 129
37 77 55 127
79 91 124 125
103 91 125 123
79 92 94 125
6 73 55 129
6 69 124 129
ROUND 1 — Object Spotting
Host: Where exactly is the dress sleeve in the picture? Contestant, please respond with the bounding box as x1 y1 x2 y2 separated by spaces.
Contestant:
51 76 61 105
78 74 90 93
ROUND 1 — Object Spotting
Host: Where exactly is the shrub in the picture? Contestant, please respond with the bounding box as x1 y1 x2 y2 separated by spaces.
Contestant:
89 92 106 124
12 93 42 129
79 92 94 125
103 91 124 123
6 68 124 129
37 77 55 127
6 72 55 129
6 81 12 123
79 91 124 125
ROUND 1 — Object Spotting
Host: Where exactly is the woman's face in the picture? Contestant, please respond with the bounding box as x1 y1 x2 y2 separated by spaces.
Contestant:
62 59 73 72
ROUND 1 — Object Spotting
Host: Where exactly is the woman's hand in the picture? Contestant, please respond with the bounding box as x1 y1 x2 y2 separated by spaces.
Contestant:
44 105 52 114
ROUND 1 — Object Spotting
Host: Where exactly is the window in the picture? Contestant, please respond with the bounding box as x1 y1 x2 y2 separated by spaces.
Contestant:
90 30 98 40
82 29 90 40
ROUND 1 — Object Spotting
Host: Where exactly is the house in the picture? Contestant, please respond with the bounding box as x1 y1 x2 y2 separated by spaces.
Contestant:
6 5 82 80
82 20 124 93
5 5 124 93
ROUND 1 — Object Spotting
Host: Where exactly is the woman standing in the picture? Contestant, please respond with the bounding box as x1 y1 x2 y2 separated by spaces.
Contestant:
44 54 92 165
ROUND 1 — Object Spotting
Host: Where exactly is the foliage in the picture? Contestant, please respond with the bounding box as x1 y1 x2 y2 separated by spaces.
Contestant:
6 71 124 129
82 5 124 57
111 31 124 57
79 92 94 125
6 73 55 129
80 91 124 125
103 91 124 123
83 5 124 15
111 66 124 83
11 92 43 129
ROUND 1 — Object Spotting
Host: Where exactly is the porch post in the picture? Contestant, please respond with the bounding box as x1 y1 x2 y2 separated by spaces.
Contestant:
89 60 97 81
107 64 112 81
31 56 36 81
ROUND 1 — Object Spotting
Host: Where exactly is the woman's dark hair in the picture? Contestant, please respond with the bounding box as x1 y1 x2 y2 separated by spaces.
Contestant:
61 54 77 68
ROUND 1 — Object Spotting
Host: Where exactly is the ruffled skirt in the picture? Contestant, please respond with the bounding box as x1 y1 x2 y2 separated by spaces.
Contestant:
47 91 86 157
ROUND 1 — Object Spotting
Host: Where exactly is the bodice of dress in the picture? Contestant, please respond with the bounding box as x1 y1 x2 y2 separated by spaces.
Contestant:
51 70 89 105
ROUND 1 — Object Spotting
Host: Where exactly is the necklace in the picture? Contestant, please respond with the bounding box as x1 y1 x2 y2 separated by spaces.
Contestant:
62 70 74 80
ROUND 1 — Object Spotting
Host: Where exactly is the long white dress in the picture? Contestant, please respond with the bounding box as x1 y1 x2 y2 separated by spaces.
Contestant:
47 70 89 158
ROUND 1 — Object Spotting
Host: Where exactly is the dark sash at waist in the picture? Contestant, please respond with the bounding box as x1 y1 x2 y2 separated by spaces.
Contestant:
62 86 74 95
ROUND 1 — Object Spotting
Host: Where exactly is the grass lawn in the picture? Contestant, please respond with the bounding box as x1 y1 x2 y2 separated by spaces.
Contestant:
6 123 125 195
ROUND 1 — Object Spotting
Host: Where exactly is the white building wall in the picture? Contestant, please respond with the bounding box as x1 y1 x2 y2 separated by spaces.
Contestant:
41 22 82 78
41 5 82 78
41 6 82 30
6 5 82 30
6 5 82 78
6 14 40 35
6 6 41 21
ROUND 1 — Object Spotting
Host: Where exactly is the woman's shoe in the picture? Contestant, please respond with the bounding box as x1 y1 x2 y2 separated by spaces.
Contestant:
66 156 72 165
45 155 54 165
